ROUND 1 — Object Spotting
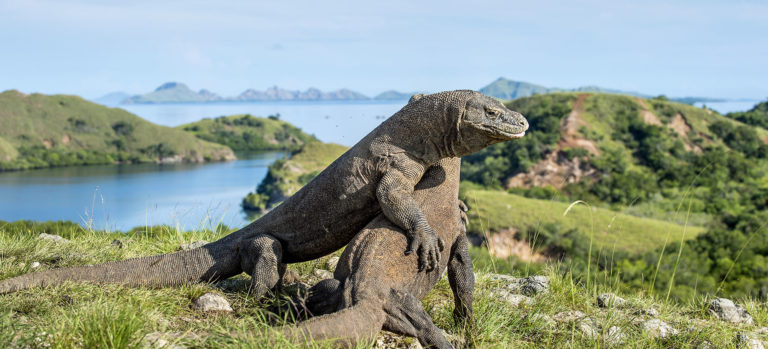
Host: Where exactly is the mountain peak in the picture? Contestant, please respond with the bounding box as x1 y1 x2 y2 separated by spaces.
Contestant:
155 82 188 92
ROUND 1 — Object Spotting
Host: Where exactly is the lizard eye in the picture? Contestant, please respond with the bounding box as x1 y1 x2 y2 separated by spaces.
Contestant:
485 108 500 118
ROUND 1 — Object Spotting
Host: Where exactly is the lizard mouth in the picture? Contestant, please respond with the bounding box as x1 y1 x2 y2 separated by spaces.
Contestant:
494 128 526 140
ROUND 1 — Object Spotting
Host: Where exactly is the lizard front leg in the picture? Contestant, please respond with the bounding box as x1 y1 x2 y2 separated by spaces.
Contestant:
239 234 283 298
377 162 444 271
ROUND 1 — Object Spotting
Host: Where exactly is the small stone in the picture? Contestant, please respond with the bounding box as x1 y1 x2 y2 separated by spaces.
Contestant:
490 288 533 307
326 256 340 270
111 239 123 248
30 262 41 269
38 233 69 243
597 293 626 308
282 269 301 284
642 319 678 339
577 318 599 339
180 241 208 251
553 310 587 323
605 326 626 345
488 274 550 296
709 298 754 325
313 269 334 280
192 293 232 312
756 327 768 335
519 276 550 296
634 307 660 317
736 333 765 349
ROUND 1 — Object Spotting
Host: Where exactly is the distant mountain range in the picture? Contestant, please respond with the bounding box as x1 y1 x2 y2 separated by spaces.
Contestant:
478 77 724 104
93 79 725 105
106 82 418 104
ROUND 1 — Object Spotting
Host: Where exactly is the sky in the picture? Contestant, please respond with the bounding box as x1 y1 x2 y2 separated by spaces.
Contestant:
0 0 766 100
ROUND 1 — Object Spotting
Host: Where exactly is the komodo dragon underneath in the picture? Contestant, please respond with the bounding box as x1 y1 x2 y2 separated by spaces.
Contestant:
0 90 528 298
282 157 471 348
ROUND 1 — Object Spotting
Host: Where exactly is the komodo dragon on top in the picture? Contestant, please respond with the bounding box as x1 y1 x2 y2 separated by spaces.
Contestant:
0 90 528 298
283 157 470 348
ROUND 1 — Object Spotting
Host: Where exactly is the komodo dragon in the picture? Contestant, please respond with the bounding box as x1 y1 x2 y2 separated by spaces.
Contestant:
282 157 471 348
0 90 528 298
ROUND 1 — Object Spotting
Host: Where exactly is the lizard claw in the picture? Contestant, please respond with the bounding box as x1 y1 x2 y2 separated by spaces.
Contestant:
407 226 442 272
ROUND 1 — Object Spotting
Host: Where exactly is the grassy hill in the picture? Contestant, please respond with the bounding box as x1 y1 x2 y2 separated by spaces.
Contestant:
178 114 317 152
1 220 765 348
462 188 704 256
0 90 235 171
242 142 348 211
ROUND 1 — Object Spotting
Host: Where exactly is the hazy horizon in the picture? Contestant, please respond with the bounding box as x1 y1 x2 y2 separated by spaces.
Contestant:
1 0 766 100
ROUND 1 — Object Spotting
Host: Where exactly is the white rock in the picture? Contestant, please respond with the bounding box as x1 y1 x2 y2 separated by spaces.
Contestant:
30 262 41 269
736 333 765 349
326 256 340 270
577 318 599 339
709 298 754 325
605 326 626 345
597 293 626 308
642 319 678 339
180 241 208 251
488 274 550 296
192 293 233 313
490 288 533 307
38 233 69 243
634 307 660 317
313 269 334 280
553 310 587 323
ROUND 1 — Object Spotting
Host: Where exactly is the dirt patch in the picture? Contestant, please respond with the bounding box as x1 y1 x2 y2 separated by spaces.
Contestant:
506 151 597 189
61 134 71 144
670 113 702 153
506 94 599 190
486 228 547 263
635 98 663 126
42 139 53 148
558 94 600 156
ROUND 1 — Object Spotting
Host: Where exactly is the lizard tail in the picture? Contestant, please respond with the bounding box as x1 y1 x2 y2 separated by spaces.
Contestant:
283 299 386 346
0 243 240 294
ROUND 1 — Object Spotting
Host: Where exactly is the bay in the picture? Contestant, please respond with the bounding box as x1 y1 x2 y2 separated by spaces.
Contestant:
1 100 408 231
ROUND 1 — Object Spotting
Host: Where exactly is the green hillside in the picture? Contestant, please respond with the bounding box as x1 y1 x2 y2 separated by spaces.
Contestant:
0 90 235 171
178 114 317 152
462 188 704 255
242 142 348 211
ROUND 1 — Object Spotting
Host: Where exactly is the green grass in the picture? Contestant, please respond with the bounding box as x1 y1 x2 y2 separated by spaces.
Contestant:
1 223 765 348
0 90 234 171
177 114 317 152
462 188 704 255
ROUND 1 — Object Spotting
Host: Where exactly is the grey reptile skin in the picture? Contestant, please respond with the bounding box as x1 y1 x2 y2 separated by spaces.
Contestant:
0 91 528 298
281 157 472 348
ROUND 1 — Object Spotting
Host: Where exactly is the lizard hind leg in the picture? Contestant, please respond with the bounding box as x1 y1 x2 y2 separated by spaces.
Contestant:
239 234 283 299
383 290 454 349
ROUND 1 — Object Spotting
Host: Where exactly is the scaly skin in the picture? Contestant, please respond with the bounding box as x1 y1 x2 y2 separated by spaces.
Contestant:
0 91 527 297
284 157 474 349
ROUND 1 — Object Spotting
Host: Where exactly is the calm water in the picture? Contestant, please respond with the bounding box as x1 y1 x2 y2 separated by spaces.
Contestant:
693 100 761 115
120 100 406 146
0 152 285 231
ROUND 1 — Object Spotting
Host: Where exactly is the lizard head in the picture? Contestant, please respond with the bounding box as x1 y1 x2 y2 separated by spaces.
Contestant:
457 91 529 154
